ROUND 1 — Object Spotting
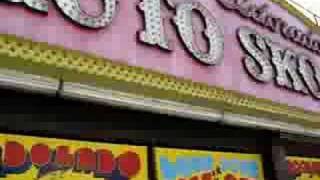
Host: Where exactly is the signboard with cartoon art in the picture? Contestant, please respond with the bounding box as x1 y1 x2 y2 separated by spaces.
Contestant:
155 147 265 180
0 133 148 180
287 156 320 180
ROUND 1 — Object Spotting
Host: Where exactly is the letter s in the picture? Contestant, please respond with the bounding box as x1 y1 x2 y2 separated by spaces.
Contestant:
238 26 274 82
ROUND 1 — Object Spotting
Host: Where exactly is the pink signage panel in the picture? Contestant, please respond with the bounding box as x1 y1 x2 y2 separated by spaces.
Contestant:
0 0 319 112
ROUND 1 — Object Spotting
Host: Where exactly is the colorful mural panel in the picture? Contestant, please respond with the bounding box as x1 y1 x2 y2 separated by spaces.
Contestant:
0 133 148 180
287 156 320 180
155 148 265 180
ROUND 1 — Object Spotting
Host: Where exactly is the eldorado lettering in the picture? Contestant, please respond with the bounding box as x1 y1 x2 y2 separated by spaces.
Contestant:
0 141 142 180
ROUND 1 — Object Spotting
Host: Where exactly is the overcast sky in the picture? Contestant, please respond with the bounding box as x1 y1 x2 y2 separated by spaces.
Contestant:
287 0 320 24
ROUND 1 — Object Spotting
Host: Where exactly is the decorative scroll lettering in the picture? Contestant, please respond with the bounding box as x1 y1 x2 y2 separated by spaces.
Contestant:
173 1 224 65
217 0 320 57
138 0 172 50
55 0 117 28
5 0 48 12
238 27 273 82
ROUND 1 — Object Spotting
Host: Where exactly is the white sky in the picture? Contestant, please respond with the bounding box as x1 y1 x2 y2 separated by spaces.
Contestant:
286 0 320 24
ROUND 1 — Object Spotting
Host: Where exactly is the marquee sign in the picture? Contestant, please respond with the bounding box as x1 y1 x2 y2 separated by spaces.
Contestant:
155 147 265 180
0 0 319 115
0 133 148 180
287 156 320 180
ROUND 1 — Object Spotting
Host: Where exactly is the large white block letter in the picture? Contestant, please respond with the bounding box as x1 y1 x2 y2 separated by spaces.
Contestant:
55 0 118 28
173 1 224 65
138 0 173 50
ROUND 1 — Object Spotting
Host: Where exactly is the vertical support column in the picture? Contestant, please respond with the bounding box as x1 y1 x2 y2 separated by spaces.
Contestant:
271 136 290 180
261 133 289 180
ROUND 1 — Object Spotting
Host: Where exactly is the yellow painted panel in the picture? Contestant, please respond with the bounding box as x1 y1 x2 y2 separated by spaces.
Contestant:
155 147 264 180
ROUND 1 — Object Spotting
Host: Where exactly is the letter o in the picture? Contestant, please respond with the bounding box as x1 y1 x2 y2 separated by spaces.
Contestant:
31 144 51 167
117 151 141 178
173 1 224 65
55 0 118 28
